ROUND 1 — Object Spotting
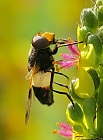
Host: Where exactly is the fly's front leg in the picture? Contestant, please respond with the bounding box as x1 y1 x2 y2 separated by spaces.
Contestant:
51 44 58 55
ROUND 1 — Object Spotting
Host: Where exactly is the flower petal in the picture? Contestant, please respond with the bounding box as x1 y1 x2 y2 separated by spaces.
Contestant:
56 122 72 131
80 44 98 68
58 60 78 69
60 54 78 61
68 44 80 56
53 122 73 138
74 66 95 98
57 130 72 138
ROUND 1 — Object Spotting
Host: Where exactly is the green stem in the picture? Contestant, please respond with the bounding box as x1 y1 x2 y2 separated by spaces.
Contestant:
80 121 91 138
96 79 103 136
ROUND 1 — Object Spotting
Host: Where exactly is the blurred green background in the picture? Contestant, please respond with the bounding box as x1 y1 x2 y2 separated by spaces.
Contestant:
0 0 93 140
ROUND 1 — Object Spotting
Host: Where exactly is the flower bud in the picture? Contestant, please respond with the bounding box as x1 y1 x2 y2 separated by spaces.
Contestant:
83 97 96 134
96 0 103 6
69 80 84 106
93 0 102 17
79 26 92 43
83 98 96 117
87 34 102 58
97 6 103 26
73 124 84 135
80 8 98 32
67 102 83 124
87 68 100 91
77 25 85 51
98 26 103 43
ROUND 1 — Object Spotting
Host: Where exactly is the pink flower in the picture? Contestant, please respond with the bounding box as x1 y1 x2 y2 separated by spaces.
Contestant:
53 122 72 139
55 39 80 71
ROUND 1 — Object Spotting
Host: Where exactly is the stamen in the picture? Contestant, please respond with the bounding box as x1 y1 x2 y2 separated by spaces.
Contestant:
68 38 72 43
56 65 62 72
52 60 59 64
56 122 60 126
53 130 58 134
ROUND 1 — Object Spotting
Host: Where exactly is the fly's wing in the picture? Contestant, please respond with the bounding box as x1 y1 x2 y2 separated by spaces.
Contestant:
25 65 39 125
25 69 33 80
25 88 32 125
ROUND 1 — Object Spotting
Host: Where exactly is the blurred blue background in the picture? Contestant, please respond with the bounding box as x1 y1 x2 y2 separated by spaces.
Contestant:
0 0 93 140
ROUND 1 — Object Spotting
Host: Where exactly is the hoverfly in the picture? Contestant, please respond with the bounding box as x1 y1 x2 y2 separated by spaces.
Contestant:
25 32 82 125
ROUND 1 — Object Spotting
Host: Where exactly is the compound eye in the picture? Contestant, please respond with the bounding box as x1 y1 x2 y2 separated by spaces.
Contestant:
32 36 49 49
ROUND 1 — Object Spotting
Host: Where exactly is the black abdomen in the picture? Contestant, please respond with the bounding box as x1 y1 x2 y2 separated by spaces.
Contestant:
32 86 54 106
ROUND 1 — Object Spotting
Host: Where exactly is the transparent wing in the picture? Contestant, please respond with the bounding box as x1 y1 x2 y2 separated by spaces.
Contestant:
25 65 39 125
25 69 33 80
25 88 32 125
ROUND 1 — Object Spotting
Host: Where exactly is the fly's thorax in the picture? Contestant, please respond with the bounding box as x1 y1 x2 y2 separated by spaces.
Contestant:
35 48 54 71
28 47 38 71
